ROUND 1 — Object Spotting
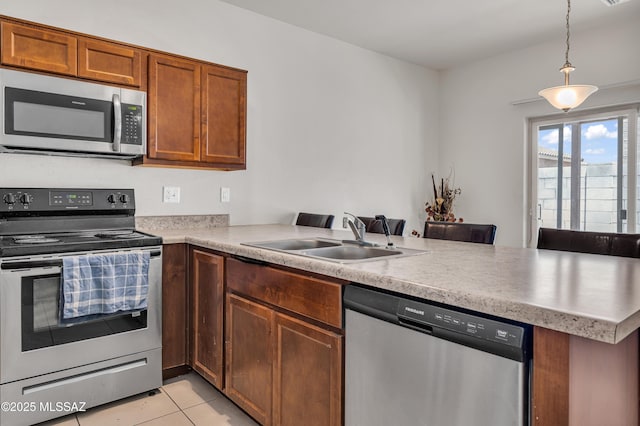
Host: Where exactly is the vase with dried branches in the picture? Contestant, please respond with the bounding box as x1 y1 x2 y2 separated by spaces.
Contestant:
411 173 463 237
425 173 462 222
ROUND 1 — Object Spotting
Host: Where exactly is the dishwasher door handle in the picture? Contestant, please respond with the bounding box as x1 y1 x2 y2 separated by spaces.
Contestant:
398 316 434 334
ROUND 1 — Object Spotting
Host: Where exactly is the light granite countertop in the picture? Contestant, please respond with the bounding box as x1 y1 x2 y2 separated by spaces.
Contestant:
141 224 640 344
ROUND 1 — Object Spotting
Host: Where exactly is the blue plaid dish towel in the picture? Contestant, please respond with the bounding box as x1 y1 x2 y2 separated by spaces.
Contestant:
61 251 150 319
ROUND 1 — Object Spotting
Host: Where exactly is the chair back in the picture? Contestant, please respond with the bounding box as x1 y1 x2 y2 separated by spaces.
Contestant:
295 212 334 229
423 222 496 244
537 228 640 258
358 217 406 236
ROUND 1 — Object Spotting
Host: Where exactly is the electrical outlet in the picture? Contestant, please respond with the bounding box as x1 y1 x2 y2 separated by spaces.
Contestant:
220 187 231 203
163 186 180 203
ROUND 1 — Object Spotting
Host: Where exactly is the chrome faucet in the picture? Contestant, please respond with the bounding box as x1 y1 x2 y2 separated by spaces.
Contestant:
343 212 369 245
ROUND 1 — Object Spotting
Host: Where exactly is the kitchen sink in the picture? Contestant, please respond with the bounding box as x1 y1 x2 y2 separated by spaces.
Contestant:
302 245 403 260
247 238 342 251
243 238 427 263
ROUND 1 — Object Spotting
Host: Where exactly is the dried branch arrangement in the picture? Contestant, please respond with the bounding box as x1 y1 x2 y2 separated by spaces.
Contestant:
425 173 462 222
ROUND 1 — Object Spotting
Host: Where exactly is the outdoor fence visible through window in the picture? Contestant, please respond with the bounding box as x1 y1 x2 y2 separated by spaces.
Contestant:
528 105 639 243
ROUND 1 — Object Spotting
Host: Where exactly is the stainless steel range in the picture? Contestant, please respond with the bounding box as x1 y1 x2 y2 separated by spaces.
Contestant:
0 188 162 426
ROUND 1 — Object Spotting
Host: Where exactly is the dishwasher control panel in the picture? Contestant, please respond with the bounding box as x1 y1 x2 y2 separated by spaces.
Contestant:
397 299 524 348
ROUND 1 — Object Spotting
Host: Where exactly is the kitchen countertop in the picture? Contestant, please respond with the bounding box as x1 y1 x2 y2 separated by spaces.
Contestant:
143 224 640 344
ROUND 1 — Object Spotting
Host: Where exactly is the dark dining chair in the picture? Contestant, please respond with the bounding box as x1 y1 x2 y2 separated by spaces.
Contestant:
295 212 335 229
423 222 497 244
358 216 406 236
536 228 640 258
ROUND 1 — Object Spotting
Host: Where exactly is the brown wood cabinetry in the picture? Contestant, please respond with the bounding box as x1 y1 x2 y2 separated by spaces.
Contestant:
161 244 189 378
190 248 225 389
226 258 345 426
531 326 639 426
201 65 246 165
78 38 142 86
142 54 247 170
1 15 247 170
1 20 142 87
273 312 342 426
148 54 201 162
1 21 77 76
226 293 274 425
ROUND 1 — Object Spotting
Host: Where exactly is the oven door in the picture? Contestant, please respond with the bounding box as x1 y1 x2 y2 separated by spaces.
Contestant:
0 248 161 384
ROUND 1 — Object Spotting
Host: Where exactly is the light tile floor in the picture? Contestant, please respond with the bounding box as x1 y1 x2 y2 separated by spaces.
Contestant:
36 372 259 426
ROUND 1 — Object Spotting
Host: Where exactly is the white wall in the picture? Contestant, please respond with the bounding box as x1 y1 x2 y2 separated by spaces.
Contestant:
439 18 640 247
0 0 439 234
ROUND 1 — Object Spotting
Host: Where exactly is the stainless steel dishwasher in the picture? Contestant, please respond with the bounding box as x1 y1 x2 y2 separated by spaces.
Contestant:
344 284 531 426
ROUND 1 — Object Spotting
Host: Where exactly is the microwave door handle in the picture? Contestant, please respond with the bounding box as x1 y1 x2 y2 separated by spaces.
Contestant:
113 93 122 152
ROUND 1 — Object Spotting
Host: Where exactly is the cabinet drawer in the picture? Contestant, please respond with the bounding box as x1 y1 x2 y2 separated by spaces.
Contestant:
226 258 345 329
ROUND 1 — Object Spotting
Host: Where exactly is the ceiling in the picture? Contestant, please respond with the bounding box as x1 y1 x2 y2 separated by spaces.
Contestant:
219 0 640 70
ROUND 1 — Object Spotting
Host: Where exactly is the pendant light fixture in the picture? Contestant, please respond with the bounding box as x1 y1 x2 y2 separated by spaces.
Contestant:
538 0 598 112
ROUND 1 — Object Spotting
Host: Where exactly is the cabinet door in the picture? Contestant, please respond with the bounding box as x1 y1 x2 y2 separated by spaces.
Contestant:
190 249 224 388
273 313 343 426
78 38 142 86
1 21 77 75
226 293 273 425
161 244 188 374
201 64 247 165
148 54 201 161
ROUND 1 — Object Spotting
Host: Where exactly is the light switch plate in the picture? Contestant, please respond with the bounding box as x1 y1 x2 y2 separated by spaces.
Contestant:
163 186 180 203
220 187 231 203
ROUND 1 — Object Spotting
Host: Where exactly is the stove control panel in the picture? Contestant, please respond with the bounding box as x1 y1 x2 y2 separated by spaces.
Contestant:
2 191 34 208
51 191 93 206
0 188 135 213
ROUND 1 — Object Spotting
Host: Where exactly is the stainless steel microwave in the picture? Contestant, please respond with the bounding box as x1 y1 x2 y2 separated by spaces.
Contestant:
0 68 146 158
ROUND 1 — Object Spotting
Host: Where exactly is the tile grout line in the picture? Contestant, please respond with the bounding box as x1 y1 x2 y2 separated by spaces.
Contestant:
159 384 196 426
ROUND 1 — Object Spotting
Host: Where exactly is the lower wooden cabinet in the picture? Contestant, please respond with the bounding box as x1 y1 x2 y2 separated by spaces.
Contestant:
226 293 274 425
226 257 345 426
273 312 342 426
162 248 345 425
161 244 188 375
190 248 225 389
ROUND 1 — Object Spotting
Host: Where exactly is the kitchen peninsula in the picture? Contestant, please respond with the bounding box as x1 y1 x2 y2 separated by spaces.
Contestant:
149 224 640 426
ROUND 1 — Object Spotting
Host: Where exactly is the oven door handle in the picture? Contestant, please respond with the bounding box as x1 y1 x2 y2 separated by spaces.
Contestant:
1 250 161 270
1 259 63 270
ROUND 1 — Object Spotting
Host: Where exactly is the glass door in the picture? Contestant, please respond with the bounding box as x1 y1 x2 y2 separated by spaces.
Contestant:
21 269 147 352
530 106 638 245
537 118 626 232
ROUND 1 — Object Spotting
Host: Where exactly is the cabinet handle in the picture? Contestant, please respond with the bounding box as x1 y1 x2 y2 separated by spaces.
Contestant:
232 255 268 266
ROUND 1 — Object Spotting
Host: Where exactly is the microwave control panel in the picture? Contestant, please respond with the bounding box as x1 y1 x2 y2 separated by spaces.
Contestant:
121 103 144 146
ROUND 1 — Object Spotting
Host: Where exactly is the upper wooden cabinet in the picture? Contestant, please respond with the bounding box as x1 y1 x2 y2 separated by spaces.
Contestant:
1 15 247 170
143 54 247 170
201 65 246 165
1 21 77 76
148 54 201 162
1 21 142 87
78 38 142 86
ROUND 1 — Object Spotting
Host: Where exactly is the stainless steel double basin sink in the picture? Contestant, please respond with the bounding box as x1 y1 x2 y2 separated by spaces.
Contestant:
242 238 428 263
